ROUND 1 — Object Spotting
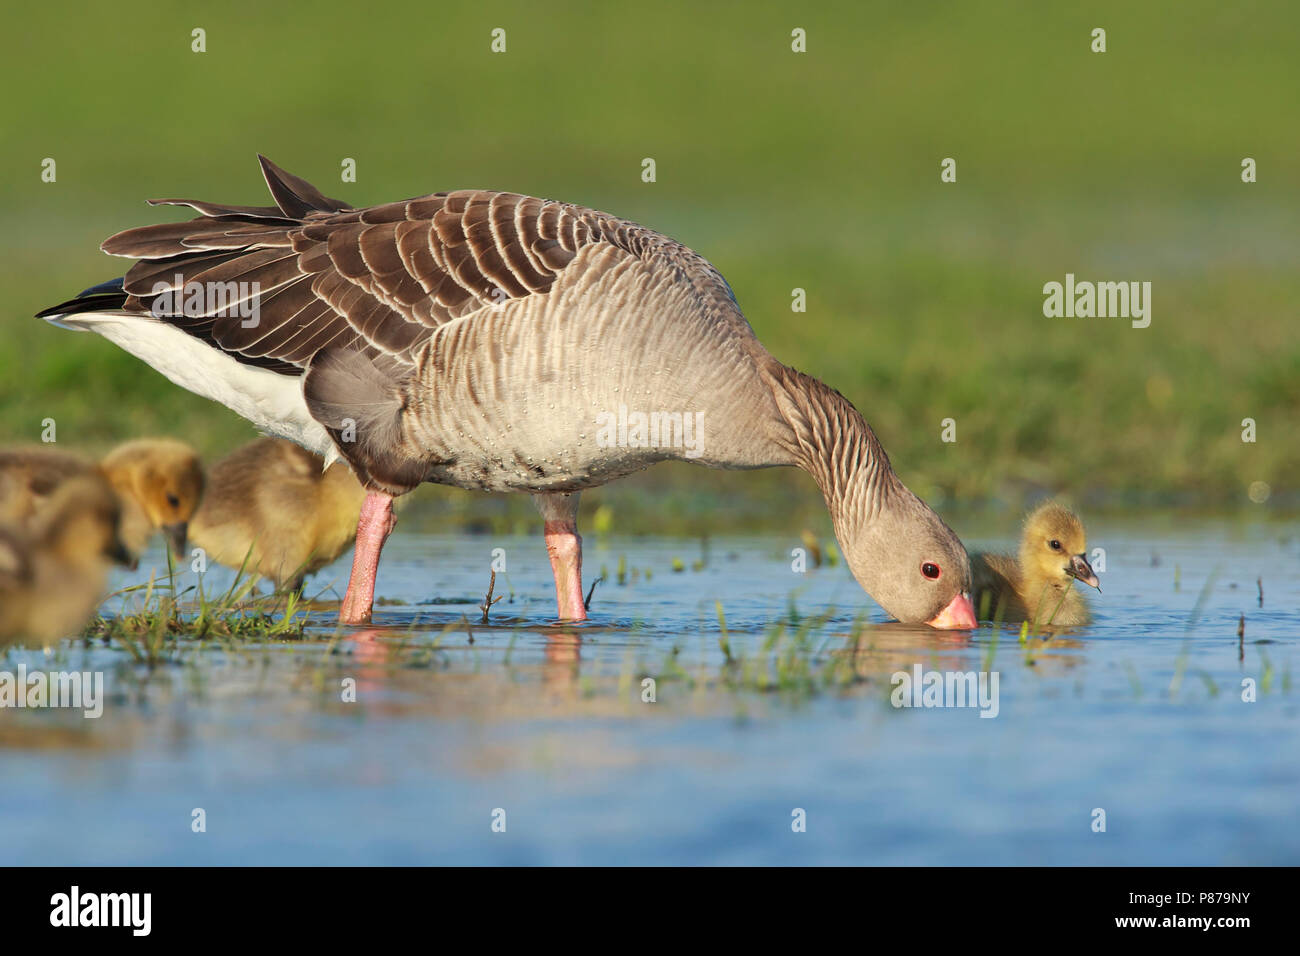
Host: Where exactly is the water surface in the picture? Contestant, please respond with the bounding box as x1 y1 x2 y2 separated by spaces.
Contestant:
1 520 1296 865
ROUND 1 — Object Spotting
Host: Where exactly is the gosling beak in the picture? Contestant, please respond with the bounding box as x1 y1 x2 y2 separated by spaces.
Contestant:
926 591 978 629
163 522 188 559
106 539 134 567
1068 553 1100 590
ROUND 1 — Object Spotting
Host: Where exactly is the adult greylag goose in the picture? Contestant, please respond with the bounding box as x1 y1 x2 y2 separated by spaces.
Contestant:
188 436 366 591
0 439 203 563
971 501 1099 626
38 156 976 629
0 474 131 645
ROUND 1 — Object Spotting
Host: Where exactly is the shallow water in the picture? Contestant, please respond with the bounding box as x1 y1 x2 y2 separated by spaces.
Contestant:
1 519 1296 865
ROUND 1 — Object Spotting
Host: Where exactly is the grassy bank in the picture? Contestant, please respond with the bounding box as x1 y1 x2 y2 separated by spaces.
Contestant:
2 1 1296 519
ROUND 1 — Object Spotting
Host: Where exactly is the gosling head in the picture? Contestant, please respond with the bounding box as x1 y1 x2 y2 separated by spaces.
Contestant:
100 439 204 557
1019 501 1099 592
39 475 133 568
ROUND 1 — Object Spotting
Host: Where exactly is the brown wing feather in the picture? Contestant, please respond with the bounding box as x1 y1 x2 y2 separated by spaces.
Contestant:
67 157 748 379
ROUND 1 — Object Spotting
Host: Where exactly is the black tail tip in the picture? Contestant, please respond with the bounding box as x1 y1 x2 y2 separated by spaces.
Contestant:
35 278 126 319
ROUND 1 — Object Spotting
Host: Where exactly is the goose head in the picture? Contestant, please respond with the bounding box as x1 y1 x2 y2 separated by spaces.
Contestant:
1019 501 1098 593
836 485 975 628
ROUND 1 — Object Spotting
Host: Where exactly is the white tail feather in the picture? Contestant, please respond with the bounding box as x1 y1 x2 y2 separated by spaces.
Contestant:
43 312 336 458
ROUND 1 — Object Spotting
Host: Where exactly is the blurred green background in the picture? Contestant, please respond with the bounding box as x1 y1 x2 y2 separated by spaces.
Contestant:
2 0 1296 532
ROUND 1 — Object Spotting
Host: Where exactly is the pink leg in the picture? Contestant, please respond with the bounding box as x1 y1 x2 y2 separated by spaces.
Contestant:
340 491 396 625
534 493 586 622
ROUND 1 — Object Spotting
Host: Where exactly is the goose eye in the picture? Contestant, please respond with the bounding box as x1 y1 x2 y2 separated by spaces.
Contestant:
1048 539 1062 551
921 562 941 580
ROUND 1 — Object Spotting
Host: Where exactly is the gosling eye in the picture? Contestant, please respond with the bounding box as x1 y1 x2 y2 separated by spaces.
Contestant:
166 493 180 509
1048 539 1062 552
921 562 941 580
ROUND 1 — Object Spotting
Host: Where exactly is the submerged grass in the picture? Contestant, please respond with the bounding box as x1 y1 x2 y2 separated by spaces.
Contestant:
652 606 882 703
84 554 309 665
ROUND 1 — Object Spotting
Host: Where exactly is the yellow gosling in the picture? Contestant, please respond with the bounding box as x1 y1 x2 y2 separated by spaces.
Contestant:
188 437 367 591
0 439 203 563
971 501 1099 627
0 474 131 646
98 439 205 559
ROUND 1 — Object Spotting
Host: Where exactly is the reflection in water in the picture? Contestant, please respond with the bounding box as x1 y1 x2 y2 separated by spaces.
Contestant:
542 629 581 699
347 628 393 697
845 621 1084 679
